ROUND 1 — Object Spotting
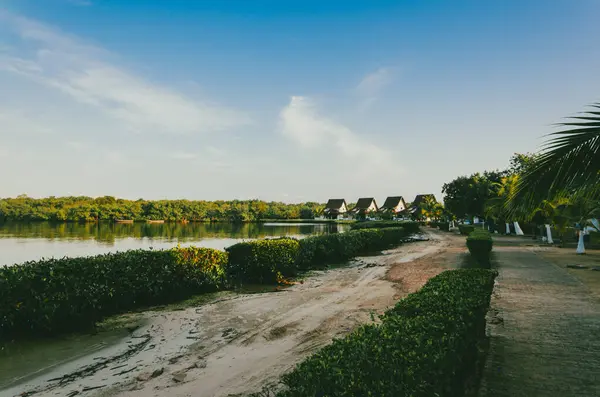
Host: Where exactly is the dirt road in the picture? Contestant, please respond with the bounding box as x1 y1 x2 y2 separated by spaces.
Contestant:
5 230 460 397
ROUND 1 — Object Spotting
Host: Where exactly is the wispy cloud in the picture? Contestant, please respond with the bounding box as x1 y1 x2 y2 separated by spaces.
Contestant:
279 96 395 166
0 11 251 136
356 67 394 108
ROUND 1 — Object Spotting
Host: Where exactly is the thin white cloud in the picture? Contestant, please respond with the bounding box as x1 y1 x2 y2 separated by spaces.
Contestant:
356 67 394 108
0 11 251 135
279 96 395 166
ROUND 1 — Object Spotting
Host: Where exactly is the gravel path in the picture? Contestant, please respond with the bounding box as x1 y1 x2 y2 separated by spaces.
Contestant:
479 246 600 397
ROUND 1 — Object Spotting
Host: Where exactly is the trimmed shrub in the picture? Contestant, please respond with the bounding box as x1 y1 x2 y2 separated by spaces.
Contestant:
0 247 228 339
225 238 300 284
458 225 475 235
297 227 408 269
277 269 498 397
466 230 493 264
171 245 229 289
438 222 450 232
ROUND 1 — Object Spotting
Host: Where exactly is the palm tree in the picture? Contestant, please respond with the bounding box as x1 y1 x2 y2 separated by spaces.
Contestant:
529 194 599 251
485 174 522 233
420 196 444 221
508 103 600 213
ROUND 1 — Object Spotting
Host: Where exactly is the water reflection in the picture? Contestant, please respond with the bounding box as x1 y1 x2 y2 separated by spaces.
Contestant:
0 222 349 266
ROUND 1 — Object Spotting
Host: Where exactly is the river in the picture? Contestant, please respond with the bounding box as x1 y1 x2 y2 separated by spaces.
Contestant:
0 221 350 266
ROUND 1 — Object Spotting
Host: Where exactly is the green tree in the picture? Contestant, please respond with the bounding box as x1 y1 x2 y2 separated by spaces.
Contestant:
443 172 504 221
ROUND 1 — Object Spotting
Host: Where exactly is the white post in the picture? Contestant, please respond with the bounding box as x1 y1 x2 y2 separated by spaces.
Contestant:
514 221 524 236
545 224 553 244
576 230 586 254
505 223 511 234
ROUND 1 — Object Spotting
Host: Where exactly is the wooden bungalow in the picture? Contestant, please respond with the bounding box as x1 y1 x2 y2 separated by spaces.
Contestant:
323 199 349 220
350 197 379 219
379 196 407 217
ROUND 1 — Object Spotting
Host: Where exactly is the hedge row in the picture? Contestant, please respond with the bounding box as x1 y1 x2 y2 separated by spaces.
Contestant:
296 227 408 269
2 226 418 340
228 227 412 282
430 221 450 231
458 225 475 235
466 229 493 264
350 221 420 234
0 246 228 340
226 238 300 284
276 268 498 397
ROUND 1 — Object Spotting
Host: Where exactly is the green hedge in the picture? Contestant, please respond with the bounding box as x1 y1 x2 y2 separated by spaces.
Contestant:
466 230 493 264
2 224 419 341
277 268 498 397
458 225 475 235
0 246 228 340
297 227 409 269
351 221 419 234
225 238 300 284
438 221 450 232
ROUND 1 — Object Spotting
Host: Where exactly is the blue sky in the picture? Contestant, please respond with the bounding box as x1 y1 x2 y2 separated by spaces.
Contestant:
1 0 599 203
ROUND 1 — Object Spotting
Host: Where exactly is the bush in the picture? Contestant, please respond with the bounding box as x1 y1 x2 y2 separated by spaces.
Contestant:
466 230 493 264
297 228 408 269
458 225 475 235
351 221 419 234
438 221 450 231
0 246 228 340
225 238 300 284
1 226 414 341
277 269 498 397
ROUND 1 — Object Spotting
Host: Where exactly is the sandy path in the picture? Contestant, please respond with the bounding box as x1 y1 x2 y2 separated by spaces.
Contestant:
478 246 600 397
6 230 457 397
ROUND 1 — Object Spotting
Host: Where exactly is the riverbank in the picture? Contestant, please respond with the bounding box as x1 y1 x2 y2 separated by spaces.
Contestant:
2 229 462 397
1 226 415 341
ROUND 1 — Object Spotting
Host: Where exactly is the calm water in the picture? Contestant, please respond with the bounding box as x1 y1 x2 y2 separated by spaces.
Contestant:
0 222 350 266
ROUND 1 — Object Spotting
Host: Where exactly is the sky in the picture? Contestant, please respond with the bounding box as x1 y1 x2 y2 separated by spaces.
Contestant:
1 0 599 204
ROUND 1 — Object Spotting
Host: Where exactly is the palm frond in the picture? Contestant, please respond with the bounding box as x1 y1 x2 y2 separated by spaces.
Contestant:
507 103 600 214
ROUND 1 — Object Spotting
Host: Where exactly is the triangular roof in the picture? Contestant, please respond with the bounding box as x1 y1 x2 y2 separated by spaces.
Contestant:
412 194 436 206
353 197 377 210
380 196 405 210
324 199 347 210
